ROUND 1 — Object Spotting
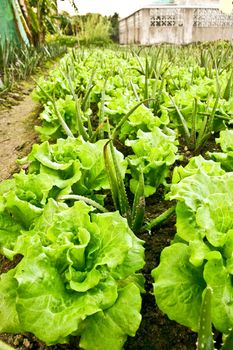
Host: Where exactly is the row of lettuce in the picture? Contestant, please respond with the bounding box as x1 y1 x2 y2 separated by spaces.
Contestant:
1 44 233 349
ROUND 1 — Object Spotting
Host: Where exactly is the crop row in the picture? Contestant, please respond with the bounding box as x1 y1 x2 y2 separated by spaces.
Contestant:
1 43 233 349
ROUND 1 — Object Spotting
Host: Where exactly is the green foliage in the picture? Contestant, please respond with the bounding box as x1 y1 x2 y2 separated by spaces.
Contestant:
26 0 58 44
0 172 54 230
209 130 233 171
152 169 233 334
78 14 112 46
0 200 145 349
2 42 233 348
126 127 179 197
19 136 127 203
109 13 119 42
0 40 67 94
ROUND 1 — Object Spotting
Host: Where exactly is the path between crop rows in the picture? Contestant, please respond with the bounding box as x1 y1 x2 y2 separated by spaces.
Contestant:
0 90 40 181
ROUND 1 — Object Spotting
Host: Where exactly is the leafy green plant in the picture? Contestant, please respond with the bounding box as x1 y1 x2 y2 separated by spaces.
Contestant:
19 136 127 204
0 199 145 350
152 169 233 335
0 172 54 230
126 127 179 197
209 129 233 171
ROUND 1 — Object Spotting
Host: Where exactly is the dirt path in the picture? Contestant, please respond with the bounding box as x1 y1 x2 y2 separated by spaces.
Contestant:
0 89 41 181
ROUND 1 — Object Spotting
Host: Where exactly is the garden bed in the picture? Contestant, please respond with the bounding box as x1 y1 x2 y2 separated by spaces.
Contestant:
0 43 232 350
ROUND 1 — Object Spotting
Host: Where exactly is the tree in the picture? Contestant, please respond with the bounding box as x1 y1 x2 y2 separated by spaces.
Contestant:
77 13 112 46
25 0 78 45
109 12 119 42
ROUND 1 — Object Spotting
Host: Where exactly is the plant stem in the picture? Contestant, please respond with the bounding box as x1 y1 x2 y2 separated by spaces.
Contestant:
143 205 176 231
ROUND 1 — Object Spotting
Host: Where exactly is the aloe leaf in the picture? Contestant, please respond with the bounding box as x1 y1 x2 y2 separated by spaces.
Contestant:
197 287 214 350
143 205 175 232
57 194 108 213
131 171 145 233
130 79 140 102
190 98 198 150
75 97 89 141
109 139 131 225
195 114 209 153
223 70 233 101
81 84 94 112
98 78 108 139
195 79 220 152
153 75 165 115
167 93 190 142
103 140 120 211
132 50 145 74
52 97 75 138
104 120 131 225
144 57 149 101
61 65 89 140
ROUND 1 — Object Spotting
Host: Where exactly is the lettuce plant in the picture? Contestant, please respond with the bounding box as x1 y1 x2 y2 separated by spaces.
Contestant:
209 129 233 171
126 127 179 197
21 137 82 192
152 170 233 334
118 104 167 142
0 172 54 230
35 95 92 141
0 199 144 349
20 137 126 202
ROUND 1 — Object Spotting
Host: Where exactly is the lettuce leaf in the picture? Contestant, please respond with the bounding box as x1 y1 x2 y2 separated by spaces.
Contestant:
152 243 205 331
79 283 142 350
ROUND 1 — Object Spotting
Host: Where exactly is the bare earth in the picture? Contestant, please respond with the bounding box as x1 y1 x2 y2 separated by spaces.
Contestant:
0 90 40 181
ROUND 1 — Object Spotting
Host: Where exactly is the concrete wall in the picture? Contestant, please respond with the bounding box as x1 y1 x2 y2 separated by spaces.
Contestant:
192 27 233 41
119 6 233 45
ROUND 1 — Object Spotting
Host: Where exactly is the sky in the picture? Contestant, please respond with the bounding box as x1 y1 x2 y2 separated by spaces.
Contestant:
57 0 150 18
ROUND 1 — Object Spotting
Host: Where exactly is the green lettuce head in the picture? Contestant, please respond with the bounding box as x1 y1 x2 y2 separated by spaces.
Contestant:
0 199 144 350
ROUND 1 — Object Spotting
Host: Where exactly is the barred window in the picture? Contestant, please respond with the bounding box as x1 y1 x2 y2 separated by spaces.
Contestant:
193 8 233 27
150 8 184 27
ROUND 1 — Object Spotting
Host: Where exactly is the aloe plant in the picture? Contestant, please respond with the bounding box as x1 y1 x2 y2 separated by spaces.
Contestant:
104 138 145 233
197 287 233 350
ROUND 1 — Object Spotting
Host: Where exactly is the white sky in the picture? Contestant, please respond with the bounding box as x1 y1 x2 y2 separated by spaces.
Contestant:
57 0 150 18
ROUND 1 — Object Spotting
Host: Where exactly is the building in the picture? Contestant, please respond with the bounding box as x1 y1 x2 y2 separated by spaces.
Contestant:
119 0 233 44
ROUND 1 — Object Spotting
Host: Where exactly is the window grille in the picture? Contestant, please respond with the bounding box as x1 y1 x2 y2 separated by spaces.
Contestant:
150 8 184 27
193 8 233 27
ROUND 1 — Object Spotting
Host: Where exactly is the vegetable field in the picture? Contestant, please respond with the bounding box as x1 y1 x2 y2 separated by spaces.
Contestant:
1 42 233 350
